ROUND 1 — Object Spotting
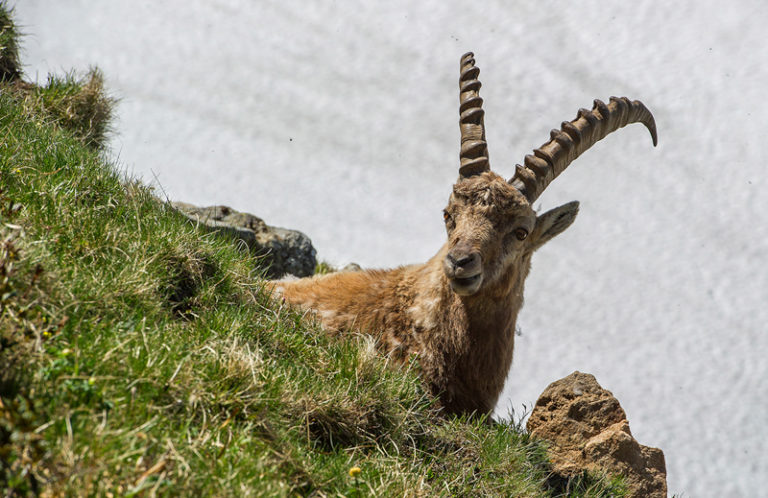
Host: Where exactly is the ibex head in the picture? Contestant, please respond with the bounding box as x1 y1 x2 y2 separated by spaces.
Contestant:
443 53 657 296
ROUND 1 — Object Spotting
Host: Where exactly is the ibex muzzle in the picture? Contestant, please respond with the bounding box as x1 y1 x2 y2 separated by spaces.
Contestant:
444 240 483 295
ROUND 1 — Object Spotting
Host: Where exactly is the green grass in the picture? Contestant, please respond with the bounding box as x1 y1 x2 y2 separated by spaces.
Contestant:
0 2 21 81
19 68 116 149
0 8 626 496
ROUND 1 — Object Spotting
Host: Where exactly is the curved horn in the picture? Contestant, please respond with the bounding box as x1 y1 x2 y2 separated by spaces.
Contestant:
459 52 490 178
509 96 658 202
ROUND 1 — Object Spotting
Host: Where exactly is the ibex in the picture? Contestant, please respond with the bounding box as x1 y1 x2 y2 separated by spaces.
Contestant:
270 53 657 415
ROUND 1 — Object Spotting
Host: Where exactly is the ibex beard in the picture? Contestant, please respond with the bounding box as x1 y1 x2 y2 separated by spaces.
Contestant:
268 52 657 416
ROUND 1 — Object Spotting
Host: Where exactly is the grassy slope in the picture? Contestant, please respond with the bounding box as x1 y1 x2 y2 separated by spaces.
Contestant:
0 9 625 497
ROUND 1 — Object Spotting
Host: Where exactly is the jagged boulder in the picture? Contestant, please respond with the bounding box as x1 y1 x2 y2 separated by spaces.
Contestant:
172 202 316 278
527 371 667 497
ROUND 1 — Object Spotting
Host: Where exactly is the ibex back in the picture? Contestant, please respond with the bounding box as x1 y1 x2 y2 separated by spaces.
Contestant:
269 53 657 415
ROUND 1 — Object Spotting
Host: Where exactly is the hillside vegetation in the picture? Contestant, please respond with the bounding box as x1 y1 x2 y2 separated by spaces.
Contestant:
0 7 624 496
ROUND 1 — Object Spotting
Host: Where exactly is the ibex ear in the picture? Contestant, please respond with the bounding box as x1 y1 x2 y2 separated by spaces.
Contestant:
529 201 579 251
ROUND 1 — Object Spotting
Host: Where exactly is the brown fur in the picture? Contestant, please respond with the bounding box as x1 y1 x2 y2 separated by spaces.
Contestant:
269 172 579 414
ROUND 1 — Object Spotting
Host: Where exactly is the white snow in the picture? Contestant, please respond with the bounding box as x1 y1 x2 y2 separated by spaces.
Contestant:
13 1 768 495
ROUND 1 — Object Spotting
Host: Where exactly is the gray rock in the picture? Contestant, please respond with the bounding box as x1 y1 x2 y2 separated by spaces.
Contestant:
172 202 316 278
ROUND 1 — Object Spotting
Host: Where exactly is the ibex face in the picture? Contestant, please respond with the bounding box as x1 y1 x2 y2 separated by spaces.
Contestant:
442 172 578 296
447 52 657 296
442 173 533 295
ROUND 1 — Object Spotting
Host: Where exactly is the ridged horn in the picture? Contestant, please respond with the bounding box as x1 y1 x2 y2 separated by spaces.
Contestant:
509 96 658 202
459 52 490 178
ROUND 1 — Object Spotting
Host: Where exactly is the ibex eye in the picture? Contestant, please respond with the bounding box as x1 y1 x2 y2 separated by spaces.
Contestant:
514 228 528 240
443 211 452 223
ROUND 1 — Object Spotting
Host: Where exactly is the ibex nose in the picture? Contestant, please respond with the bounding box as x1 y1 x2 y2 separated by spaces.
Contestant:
445 249 482 278
447 252 476 268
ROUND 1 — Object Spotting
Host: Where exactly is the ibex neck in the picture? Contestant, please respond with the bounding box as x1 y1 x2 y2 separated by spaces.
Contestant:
461 268 526 338
422 245 528 332
412 246 530 413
